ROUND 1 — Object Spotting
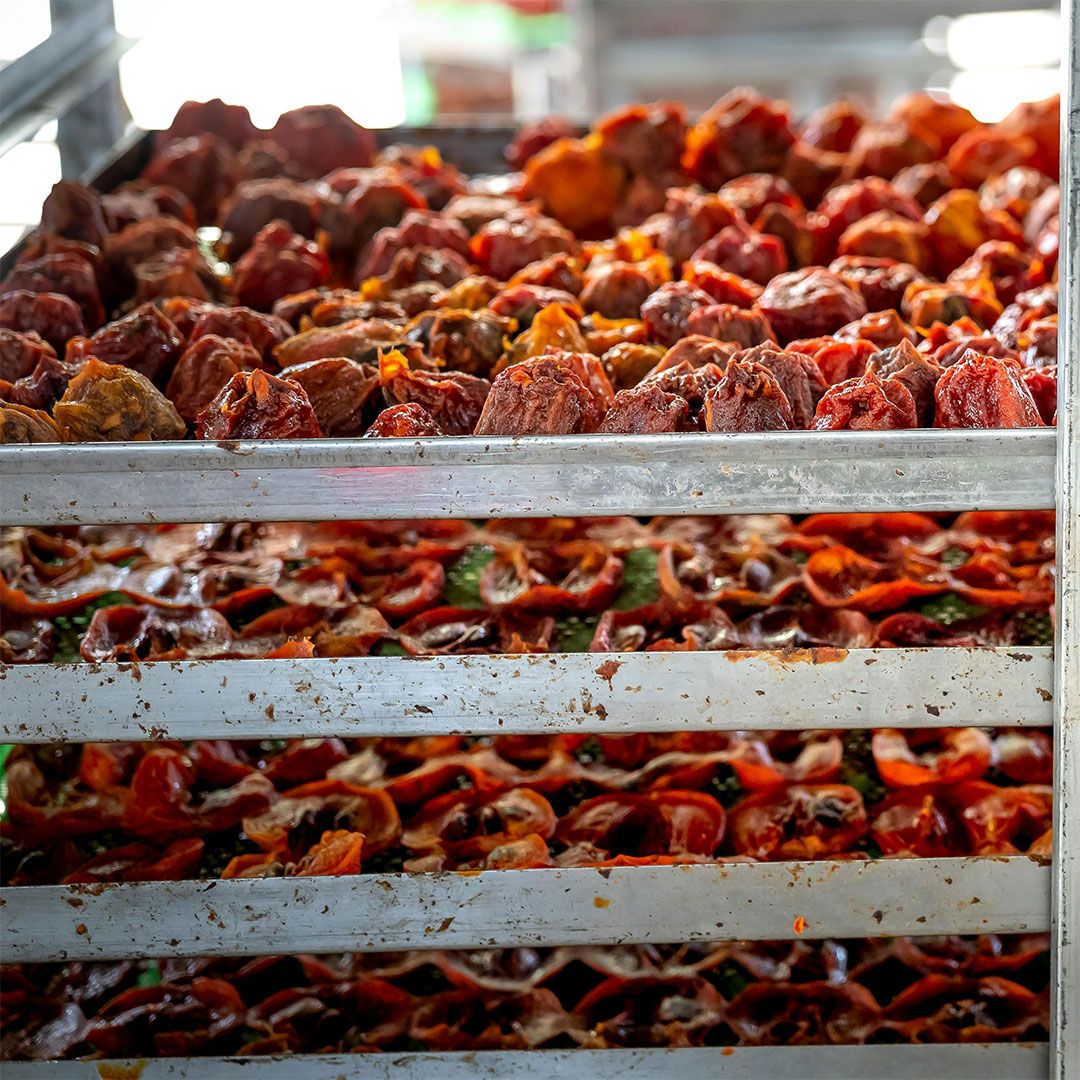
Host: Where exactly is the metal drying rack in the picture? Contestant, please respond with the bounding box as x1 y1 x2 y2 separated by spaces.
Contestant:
0 12 1077 1076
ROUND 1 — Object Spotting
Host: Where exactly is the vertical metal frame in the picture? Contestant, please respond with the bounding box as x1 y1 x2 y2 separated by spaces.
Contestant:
1053 0 1080 1075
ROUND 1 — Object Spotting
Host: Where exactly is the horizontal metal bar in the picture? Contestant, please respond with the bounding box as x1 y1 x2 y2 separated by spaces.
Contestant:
0 647 1053 743
0 430 1056 526
0 1045 1051 1080
0 858 1049 963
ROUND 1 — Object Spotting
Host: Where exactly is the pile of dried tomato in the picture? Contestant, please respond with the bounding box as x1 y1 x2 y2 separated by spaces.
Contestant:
0 511 1054 882
1 90 1058 443
2 933 1050 1058
0 721 1054 885
1 511 1055 664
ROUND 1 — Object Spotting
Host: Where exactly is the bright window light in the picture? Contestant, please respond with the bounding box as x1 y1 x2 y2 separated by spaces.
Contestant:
0 0 51 62
950 68 1062 122
113 0 405 129
945 10 1061 70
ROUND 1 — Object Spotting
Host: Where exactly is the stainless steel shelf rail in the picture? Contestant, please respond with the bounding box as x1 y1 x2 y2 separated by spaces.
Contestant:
0 1044 1051 1080
0 429 1057 524
0 7 1076 1074
0 647 1053 743
1 858 1050 965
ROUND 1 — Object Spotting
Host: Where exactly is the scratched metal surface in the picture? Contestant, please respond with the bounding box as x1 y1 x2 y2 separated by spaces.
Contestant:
0 858 1050 964
0 429 1056 526
1052 2 1080 1076
0 1045 1051 1079
0 647 1054 743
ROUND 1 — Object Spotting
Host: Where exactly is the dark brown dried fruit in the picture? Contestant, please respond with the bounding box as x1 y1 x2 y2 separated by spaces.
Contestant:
233 221 329 312
3 353 88 411
703 360 794 432
471 208 577 281
364 402 444 437
274 318 406 368
379 349 490 436
757 268 868 344
40 181 108 247
827 256 927 314
474 356 597 436
599 382 690 433
686 304 775 348
285 357 381 438
641 281 713 347
271 105 376 178
731 343 826 428
2 253 104 330
869 339 943 425
423 309 512 377
66 304 185 385
643 360 726 425
0 291 85 349
0 328 55 383
165 335 261 424
196 369 323 440
579 261 659 319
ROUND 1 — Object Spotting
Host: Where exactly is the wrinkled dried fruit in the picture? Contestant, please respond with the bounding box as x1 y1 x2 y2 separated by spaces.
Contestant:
704 360 794 432
196 369 323 440
54 358 187 442
934 351 1044 429
475 356 598 436
0 402 60 443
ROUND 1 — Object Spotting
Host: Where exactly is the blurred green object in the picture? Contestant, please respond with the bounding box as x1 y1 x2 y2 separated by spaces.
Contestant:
414 0 566 48
405 0 568 123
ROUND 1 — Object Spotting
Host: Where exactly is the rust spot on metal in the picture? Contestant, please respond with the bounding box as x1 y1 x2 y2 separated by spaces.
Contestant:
97 1063 148 1080
64 897 85 909
724 647 848 666
265 705 275 720
75 923 88 935
595 658 621 687
67 882 111 896
593 896 612 909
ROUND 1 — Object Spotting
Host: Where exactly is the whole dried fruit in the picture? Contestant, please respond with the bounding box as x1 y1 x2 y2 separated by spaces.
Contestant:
54 358 187 441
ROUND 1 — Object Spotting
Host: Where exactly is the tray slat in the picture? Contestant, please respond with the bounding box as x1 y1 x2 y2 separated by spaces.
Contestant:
0 1045 1051 1080
0 429 1055 526
0 647 1054 743
1 858 1049 963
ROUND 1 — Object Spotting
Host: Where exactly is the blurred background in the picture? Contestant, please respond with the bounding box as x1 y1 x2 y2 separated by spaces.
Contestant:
0 0 1063 252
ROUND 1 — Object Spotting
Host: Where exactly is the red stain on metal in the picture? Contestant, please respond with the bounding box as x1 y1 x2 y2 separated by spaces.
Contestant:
595 658 622 687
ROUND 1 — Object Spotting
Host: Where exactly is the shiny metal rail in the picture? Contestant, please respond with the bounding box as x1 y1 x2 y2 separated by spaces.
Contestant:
0 429 1056 526
0 1045 1051 1080
1052 1 1080 1076
0 647 1053 743
0 858 1049 964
